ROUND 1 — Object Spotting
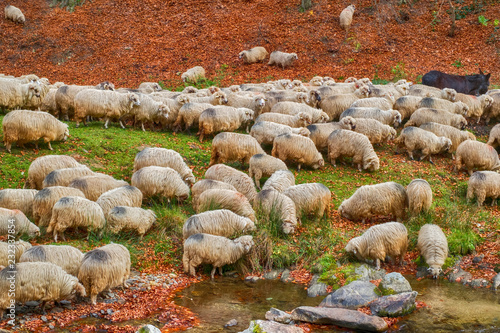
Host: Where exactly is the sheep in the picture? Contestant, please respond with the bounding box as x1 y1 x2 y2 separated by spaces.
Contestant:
394 126 452 163
419 122 476 157
239 46 269 63
205 164 258 204
309 76 325 86
96 185 143 217
137 82 162 93
404 108 467 129
393 95 424 120
226 94 266 115
19 245 84 276
369 83 410 100
352 118 396 144
455 140 500 175
254 189 298 234
350 93 395 110
150 94 191 130
2 110 69 153
340 107 402 127
4 5 25 24
283 183 331 219
32 186 86 227
0 80 42 110
183 91 228 106
338 182 408 223
318 86 371 121
345 222 408 270
191 179 237 208
454 93 494 123
183 209 256 240
271 133 324 171
106 206 156 238
39 88 59 115
42 166 95 188
261 170 295 192
181 66 206 83
0 240 31 267
327 129 380 172
127 93 170 131
173 102 213 132
409 84 457 101
25 155 83 190
267 51 298 69
197 106 254 142
248 154 289 190
183 234 254 279
466 171 500 206
417 224 448 278
78 243 130 305
483 92 500 124
131 166 190 202
69 174 129 201
0 189 38 219
417 97 469 116
195 189 256 222
255 111 312 128
132 147 196 186
0 208 40 239
306 116 357 152
339 4 355 32
209 132 265 166
260 91 310 114
270 101 329 123
486 123 500 148
406 179 433 215
250 121 310 146
0 262 86 316
46 196 106 242
74 90 141 129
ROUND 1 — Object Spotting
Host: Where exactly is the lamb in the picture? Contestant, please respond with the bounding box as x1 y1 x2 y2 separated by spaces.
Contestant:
270 101 329 123
318 86 371 121
409 85 457 101
0 208 40 238
338 182 408 223
131 166 190 202
106 206 157 238
173 102 215 132
42 166 95 188
209 132 265 166
454 93 494 123
466 171 500 206
340 107 402 127
307 116 357 151
417 224 448 278
327 129 380 172
78 243 130 305
19 245 84 276
25 155 83 190
74 90 141 128
248 154 289 189
0 189 38 219
261 170 295 192
183 234 254 279
69 174 129 201
239 46 269 63
128 93 170 131
345 222 408 270
181 66 206 83
350 93 395 110
406 179 433 215
393 95 424 120
4 5 25 24
205 164 258 204
394 126 452 163
486 123 500 147
283 183 331 219
455 140 500 175
96 185 143 217
271 133 324 171
267 51 298 69
255 111 312 127
254 189 298 234
0 240 31 267
0 81 41 110
404 108 467 129
191 179 238 208
133 147 196 186
250 121 310 146
197 106 254 142
339 4 355 32
47 196 106 242
183 209 256 240
2 110 69 153
0 262 86 316
419 122 476 156
195 189 256 222
417 97 469 116
32 186 86 227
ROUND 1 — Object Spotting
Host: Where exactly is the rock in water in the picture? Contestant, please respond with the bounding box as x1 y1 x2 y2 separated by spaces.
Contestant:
136 325 161 333
369 291 418 317
239 320 304 333
319 280 379 309
379 272 412 295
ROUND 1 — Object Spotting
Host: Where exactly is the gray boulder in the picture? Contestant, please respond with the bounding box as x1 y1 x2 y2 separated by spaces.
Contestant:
265 307 293 324
264 269 282 280
307 274 328 297
239 320 304 333
354 264 386 281
492 272 500 290
369 291 418 317
379 272 412 295
447 267 472 284
319 280 379 309
136 325 162 333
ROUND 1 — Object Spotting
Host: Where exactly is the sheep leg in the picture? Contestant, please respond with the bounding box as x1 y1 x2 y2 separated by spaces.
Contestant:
141 122 146 132
330 158 337 167
53 230 58 242
47 142 53 151
297 163 302 172
407 151 414 160
5 142 12 153
104 118 109 129
41 301 47 315
210 267 216 280
218 267 223 276
375 259 381 270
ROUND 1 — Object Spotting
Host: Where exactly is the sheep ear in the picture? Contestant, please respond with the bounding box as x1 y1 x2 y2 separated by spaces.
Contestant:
427 267 432 272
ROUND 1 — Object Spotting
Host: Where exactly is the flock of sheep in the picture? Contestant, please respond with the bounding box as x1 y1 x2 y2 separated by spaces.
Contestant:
1 67 500 317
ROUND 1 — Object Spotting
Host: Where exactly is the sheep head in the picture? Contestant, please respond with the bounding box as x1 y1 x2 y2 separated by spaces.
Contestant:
282 221 296 234
234 235 254 253
128 93 141 108
392 110 402 127
482 95 494 109
72 282 87 297
456 101 469 116
458 118 467 130
443 88 457 102
427 265 443 279
440 138 453 153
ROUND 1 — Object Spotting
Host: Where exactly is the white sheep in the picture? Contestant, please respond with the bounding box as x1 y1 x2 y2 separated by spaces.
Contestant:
417 224 448 278
270 101 329 123
405 107 467 129
268 51 298 69
466 171 500 206
455 140 500 175
261 91 310 114
195 189 256 222
197 106 254 142
137 82 162 93
131 166 190 202
271 133 324 171
352 118 396 144
393 95 424 120
406 179 433 215
339 4 355 32
0 189 38 219
226 94 266 114
250 121 310 146
96 185 143 217
150 93 191 130
4 5 25 24
25 155 83 190
454 93 494 123
239 47 269 63
254 189 298 234
318 86 371 121
283 183 331 219
255 111 312 128
209 132 265 166
106 206 156 238
261 170 295 193
419 122 476 158
42 166 95 188
417 97 469 116
32 186 86 227
0 208 40 239
128 93 170 131
483 92 500 124
183 209 256 240
409 85 457 101
181 66 206 83
248 153 289 190
19 245 84 276
307 116 357 151
0 240 31 267
0 80 40 110
340 107 402 127
394 126 452 163
350 93 395 110
68 174 129 201
327 129 380 172
172 102 214 132
486 123 500 148
205 164 258 204
191 179 237 208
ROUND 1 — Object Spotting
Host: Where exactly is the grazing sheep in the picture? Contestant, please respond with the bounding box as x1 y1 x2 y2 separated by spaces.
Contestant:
261 170 295 193
483 92 500 124
307 116 357 151
195 189 256 222
0 189 38 218
417 224 448 278
486 123 500 147
248 154 289 189
39 88 58 115
419 122 476 157
106 206 156 238
350 93 395 110
466 171 500 206
0 80 40 111
25 155 83 190
405 108 467 129
271 133 324 171
309 76 325 86
239 46 269 63
226 94 266 115
128 93 170 131
46 196 106 242
131 166 190 202
327 129 379 172
338 182 408 223
137 82 162 93
19 245 84 276
268 51 298 69
394 126 452 163
345 222 408 270
173 102 214 132
417 97 469 116
184 91 228 106
0 262 86 316
181 66 206 83
191 179 237 208
339 4 355 32
255 111 312 128
205 164 258 204
183 209 256 240
270 101 329 123
454 93 494 123
183 234 254 279
133 147 196 186
78 243 130 305
68 174 128 202
0 208 40 238
4 5 25 24
2 110 69 153
455 140 500 175
340 107 402 127
42 166 95 188
150 94 191 130
250 121 310 146
209 132 265 166
0 240 31 267
197 106 254 142
352 118 396 144
254 189 298 234
406 179 433 215
369 83 410 100
261 91 310 114
409 84 457 101
283 183 331 219
96 185 143 217
32 186 86 227
318 86 371 121
393 95 424 120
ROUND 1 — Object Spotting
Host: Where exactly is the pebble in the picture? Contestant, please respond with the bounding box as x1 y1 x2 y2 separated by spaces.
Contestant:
41 316 48 322
49 325 54 329
107 309 113 315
